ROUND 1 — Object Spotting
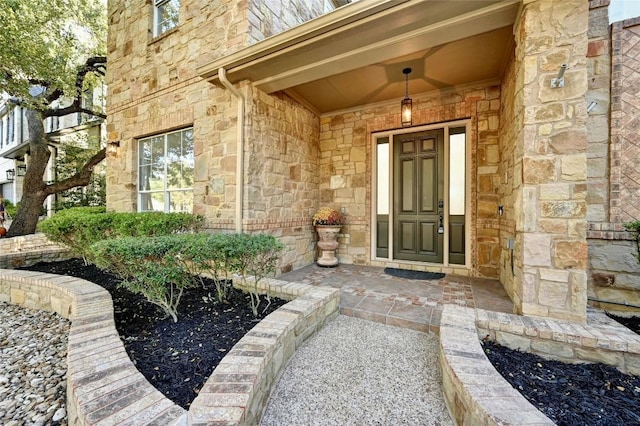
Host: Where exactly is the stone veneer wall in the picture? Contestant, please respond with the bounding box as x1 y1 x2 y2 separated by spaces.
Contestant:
106 0 332 272
0 234 72 269
587 2 640 310
497 51 519 305
319 83 502 277
247 0 328 44
243 87 321 272
511 0 590 322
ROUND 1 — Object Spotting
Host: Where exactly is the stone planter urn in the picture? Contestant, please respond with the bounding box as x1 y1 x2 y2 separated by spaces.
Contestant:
312 207 346 268
315 225 342 267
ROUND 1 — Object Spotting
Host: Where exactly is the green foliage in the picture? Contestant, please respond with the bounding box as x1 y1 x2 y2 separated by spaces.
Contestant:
90 232 284 321
0 0 107 109
38 208 203 261
178 233 234 302
224 234 284 316
3 200 17 218
91 235 195 323
54 133 106 210
625 221 640 263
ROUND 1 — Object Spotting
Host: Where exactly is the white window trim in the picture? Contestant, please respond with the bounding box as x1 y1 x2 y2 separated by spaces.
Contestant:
153 0 179 37
137 127 193 213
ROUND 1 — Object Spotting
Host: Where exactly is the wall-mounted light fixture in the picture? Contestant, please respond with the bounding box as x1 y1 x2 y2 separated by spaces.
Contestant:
550 63 567 89
587 101 598 113
6 169 15 182
16 165 26 176
401 67 412 127
107 140 121 155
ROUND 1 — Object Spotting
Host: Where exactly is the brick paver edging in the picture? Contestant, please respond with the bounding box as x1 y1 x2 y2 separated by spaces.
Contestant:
440 305 640 425
0 269 340 425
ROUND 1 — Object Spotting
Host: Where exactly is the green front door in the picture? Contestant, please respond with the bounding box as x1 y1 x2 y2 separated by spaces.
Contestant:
393 130 444 263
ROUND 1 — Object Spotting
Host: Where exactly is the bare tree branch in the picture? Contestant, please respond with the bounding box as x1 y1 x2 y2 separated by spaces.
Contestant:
42 56 107 116
45 147 106 195
44 106 106 119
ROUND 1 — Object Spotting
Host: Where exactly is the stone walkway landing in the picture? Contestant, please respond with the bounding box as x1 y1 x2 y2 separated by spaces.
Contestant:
278 264 514 334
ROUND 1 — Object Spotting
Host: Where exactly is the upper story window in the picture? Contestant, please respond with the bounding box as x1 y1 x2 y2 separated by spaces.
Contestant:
154 0 180 37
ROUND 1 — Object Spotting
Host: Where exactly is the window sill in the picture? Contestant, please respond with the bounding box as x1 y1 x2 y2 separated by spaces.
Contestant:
149 27 179 45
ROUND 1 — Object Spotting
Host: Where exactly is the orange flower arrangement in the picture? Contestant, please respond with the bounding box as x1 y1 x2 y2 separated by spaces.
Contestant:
312 207 346 226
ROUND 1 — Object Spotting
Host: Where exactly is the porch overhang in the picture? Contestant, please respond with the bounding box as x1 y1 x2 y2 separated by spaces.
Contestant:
197 0 520 113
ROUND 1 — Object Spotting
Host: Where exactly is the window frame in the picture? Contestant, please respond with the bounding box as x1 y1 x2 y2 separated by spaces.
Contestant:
153 0 180 37
137 127 194 213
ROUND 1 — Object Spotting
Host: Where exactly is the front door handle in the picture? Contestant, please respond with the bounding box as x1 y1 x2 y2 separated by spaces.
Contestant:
438 211 444 234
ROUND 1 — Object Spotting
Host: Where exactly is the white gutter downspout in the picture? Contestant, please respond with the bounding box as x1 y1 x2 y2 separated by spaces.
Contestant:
218 68 245 234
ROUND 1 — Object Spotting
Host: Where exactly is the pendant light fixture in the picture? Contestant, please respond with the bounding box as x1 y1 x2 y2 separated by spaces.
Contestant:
401 67 412 127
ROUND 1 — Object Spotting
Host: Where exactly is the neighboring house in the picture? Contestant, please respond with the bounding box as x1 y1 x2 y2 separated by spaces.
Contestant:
0 87 105 215
105 0 640 323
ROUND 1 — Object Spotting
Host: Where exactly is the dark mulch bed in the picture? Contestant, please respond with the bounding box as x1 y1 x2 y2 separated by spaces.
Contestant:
20 258 287 409
606 312 640 334
482 340 640 425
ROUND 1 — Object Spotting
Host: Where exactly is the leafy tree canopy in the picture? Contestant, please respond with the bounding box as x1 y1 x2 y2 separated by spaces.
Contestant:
0 0 107 109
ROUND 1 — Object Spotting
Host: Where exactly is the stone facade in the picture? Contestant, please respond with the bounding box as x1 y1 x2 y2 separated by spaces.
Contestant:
106 0 639 322
508 0 590 322
319 84 502 277
106 0 329 272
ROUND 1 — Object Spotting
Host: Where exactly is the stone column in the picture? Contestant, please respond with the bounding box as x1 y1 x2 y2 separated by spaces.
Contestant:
513 0 589 322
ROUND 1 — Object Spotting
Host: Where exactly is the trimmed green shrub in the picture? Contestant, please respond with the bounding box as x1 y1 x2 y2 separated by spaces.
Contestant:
179 233 234 303
91 234 197 322
224 234 284 316
38 208 203 261
90 232 284 321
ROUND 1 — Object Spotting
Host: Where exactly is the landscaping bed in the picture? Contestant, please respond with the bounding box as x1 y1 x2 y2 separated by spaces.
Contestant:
482 340 640 425
606 312 640 334
20 258 286 409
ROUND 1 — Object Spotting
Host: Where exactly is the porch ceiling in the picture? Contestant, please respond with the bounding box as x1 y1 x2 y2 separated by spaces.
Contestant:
197 0 520 114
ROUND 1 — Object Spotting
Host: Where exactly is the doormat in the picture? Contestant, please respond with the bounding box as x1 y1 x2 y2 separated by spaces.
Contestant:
384 268 445 280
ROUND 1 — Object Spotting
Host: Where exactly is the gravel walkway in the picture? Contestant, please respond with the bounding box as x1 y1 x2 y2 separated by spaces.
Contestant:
261 315 453 425
0 302 69 426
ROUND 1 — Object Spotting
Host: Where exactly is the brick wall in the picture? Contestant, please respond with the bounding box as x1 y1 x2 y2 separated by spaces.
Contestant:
587 3 640 309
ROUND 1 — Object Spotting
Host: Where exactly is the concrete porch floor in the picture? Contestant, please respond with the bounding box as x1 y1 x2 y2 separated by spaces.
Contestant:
278 264 514 334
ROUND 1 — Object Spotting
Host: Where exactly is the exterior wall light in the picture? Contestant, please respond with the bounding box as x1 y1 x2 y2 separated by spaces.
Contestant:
107 140 120 155
401 67 412 127
6 169 15 182
16 165 26 176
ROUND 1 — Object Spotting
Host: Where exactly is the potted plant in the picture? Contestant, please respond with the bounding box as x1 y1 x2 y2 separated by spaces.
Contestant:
312 207 346 267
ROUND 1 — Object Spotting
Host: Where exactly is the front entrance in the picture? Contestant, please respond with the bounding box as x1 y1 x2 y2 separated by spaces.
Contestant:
393 130 444 263
375 124 467 266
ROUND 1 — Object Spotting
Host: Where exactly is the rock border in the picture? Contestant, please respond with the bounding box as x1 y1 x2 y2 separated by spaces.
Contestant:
0 269 339 425
440 304 640 425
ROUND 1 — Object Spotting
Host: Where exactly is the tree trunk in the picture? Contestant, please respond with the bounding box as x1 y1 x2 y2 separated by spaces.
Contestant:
6 109 50 237
6 108 106 237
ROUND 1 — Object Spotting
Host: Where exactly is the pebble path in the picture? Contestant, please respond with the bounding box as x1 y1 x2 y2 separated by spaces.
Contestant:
261 315 453 425
0 302 69 426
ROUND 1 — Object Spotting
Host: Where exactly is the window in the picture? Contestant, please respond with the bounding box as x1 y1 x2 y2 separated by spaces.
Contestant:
138 128 194 213
154 0 180 36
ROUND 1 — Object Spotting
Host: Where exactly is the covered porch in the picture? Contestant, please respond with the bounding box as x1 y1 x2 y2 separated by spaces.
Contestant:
197 0 591 322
